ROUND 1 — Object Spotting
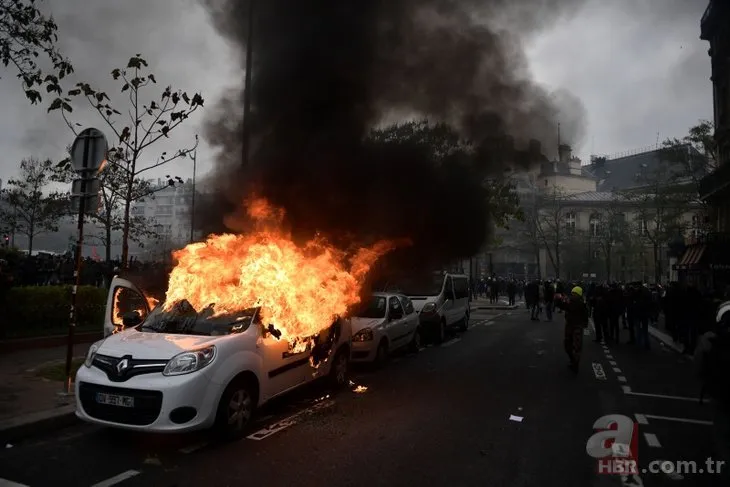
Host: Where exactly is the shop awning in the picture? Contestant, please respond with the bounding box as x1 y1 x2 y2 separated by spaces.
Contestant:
675 245 707 271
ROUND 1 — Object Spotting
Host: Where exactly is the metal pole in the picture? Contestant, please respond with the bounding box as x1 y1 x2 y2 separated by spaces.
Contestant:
65 139 90 394
189 149 196 244
242 0 255 168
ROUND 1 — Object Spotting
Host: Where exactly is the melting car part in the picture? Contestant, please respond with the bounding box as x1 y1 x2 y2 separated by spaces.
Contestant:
267 324 282 339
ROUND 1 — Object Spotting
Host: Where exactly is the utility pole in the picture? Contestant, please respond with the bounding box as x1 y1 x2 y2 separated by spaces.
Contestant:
242 0 255 168
189 145 197 244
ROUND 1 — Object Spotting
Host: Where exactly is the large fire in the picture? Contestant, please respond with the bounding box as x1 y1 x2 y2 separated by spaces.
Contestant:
163 198 399 348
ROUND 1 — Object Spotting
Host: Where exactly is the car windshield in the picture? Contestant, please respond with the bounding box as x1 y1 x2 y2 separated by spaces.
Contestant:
138 300 258 336
384 273 444 296
355 296 387 319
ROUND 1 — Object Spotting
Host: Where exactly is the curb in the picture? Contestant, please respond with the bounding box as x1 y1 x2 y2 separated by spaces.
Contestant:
648 325 686 355
470 305 519 311
0 404 78 444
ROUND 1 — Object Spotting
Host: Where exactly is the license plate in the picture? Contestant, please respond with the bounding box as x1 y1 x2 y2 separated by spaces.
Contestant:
96 392 135 408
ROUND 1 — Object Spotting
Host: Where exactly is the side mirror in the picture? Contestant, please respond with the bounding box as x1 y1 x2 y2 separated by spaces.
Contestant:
122 311 143 327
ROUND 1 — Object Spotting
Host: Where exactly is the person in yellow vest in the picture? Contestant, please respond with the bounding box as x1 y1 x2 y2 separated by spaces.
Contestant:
555 286 589 373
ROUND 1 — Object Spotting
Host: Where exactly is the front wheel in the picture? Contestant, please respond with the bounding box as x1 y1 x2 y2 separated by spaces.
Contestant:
459 313 469 332
436 319 447 344
215 378 256 441
409 327 422 353
329 348 349 389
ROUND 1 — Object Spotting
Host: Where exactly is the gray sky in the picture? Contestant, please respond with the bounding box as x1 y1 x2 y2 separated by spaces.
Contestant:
0 0 712 184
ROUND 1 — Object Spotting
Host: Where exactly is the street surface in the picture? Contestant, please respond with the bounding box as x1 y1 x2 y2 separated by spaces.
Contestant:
0 308 727 487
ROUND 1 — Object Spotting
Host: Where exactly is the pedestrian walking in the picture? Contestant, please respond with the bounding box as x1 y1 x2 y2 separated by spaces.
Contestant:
556 286 589 373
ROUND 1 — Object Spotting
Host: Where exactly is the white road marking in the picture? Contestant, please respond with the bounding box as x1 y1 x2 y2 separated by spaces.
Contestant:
618 376 627 383
592 363 607 381
441 337 461 348
247 400 335 441
624 390 704 403
643 414 714 426
609 360 617 366
606 355 614 360
179 442 208 454
90 470 140 487
485 321 494 326
634 414 649 425
0 479 30 487
613 367 622 373
644 433 661 448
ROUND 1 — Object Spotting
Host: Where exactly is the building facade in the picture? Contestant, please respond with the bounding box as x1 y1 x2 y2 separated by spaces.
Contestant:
487 144 707 283
130 179 199 259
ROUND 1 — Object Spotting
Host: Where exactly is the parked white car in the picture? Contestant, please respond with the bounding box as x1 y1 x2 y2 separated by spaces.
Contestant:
75 277 352 438
350 292 420 364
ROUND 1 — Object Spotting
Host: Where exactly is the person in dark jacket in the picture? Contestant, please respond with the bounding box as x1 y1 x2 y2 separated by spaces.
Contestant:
606 283 624 343
592 285 609 343
543 280 555 321
556 286 589 372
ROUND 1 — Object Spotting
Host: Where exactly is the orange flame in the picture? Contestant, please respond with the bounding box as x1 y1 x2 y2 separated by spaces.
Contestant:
164 198 398 345
112 290 160 334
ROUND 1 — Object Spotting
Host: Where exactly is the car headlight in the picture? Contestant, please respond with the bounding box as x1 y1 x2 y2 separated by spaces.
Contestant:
422 302 437 313
353 328 374 342
85 342 101 368
163 346 217 376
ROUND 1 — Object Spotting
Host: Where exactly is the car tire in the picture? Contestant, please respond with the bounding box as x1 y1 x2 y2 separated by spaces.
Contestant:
436 319 447 344
329 347 350 389
375 339 389 367
408 327 422 353
459 313 469 332
215 377 257 441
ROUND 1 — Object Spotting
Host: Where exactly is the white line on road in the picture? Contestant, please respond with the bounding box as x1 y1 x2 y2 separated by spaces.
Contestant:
90 470 140 487
643 414 714 426
609 360 617 366
644 433 661 448
592 363 607 381
613 367 622 373
606 355 614 360
618 376 627 383
441 337 461 348
623 389 705 403
485 321 494 326
247 400 335 441
0 479 30 487
635 414 649 425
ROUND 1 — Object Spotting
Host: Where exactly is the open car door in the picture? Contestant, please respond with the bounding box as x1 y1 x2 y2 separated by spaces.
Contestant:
104 276 154 336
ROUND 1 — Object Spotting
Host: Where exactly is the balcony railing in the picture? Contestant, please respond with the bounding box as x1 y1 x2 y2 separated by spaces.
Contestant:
699 162 730 199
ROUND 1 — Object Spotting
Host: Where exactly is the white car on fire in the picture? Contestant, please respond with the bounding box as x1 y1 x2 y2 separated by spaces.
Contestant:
75 277 352 438
351 292 420 364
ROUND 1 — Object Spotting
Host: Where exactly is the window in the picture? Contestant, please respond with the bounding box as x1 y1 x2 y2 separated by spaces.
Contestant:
544 179 548 187
131 206 145 216
111 286 149 332
399 296 414 315
642 219 649 235
593 250 600 259
565 212 576 235
452 277 469 299
388 296 403 318
589 214 601 237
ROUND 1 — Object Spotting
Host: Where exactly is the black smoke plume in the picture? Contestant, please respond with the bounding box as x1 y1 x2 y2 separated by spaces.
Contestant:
198 0 587 273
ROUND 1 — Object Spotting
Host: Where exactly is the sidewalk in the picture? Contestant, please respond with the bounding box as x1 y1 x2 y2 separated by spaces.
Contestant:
470 296 519 310
0 343 91 443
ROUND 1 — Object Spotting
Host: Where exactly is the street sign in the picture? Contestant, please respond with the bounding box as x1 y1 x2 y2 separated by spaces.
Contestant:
71 194 100 214
71 178 101 196
70 128 108 174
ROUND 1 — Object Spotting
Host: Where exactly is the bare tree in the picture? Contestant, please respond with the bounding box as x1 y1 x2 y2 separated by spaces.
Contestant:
533 187 571 279
591 196 631 281
0 157 68 252
50 54 203 266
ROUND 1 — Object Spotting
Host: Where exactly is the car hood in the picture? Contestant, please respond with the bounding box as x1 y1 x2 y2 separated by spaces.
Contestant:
350 317 386 334
97 329 222 360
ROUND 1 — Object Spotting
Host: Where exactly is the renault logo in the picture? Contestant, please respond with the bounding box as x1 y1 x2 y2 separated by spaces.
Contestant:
116 358 130 374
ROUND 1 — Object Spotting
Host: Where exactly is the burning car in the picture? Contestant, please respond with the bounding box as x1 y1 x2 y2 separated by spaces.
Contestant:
75 276 351 438
351 292 420 364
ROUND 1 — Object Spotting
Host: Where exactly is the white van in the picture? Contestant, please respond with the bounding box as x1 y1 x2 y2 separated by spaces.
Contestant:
385 272 470 343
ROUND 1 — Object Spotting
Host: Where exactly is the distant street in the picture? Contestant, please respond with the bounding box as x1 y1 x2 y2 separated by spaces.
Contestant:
0 307 726 487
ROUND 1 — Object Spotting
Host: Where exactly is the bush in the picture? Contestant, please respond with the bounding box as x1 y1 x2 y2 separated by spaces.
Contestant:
0 285 106 338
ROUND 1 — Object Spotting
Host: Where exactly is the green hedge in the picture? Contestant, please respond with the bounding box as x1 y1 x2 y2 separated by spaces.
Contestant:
0 286 106 338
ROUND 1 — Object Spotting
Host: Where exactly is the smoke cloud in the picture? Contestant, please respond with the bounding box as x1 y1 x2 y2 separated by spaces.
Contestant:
198 0 587 272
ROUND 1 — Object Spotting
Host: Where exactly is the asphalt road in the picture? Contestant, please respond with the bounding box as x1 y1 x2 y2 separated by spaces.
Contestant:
1 307 728 487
